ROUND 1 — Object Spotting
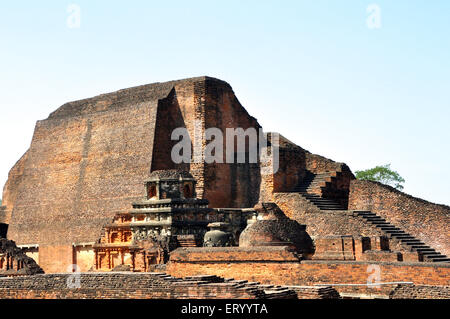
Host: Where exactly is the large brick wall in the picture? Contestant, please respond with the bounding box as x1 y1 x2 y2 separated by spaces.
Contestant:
201 79 261 208
170 246 301 263
0 272 302 299
38 245 74 274
305 153 343 174
3 77 264 273
167 250 450 296
1 151 28 225
8 100 159 247
389 284 450 299
349 180 450 256
259 134 336 204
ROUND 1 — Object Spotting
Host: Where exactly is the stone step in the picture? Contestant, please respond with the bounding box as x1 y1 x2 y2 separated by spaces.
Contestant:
422 253 447 258
365 217 386 220
372 223 391 227
380 227 401 232
318 206 342 209
355 210 449 262
402 239 423 244
393 235 415 240
385 231 407 236
379 226 399 230
357 213 376 217
311 203 342 208
365 219 386 223
414 248 437 253
410 245 434 250
309 202 341 206
307 198 338 202
429 258 450 262
417 251 443 257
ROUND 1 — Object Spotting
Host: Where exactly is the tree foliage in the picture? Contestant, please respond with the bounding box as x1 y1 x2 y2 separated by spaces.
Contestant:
355 164 405 190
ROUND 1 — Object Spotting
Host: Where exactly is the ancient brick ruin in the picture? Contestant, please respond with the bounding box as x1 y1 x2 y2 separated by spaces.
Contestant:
1 76 448 299
0 239 43 276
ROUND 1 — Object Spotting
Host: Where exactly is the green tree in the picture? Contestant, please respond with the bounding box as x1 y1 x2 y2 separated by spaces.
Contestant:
355 164 405 190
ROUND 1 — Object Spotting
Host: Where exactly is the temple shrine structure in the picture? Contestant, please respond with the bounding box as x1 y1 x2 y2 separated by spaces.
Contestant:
0 76 448 298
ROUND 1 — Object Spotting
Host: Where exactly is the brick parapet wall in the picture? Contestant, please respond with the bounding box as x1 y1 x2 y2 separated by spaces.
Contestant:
349 180 450 256
166 254 450 297
170 247 301 263
304 153 343 174
0 272 307 299
273 192 321 219
389 284 450 299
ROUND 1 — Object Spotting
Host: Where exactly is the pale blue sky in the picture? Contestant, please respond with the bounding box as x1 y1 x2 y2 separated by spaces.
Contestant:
0 1 449 205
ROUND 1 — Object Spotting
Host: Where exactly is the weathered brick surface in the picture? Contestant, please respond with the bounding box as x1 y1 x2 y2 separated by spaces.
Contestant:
0 272 302 299
304 154 355 208
8 100 159 247
349 180 450 256
359 250 401 262
312 236 359 260
305 153 344 174
268 135 306 195
166 256 450 297
274 193 383 238
0 207 6 238
170 247 301 263
0 239 43 275
2 76 449 284
38 245 74 274
389 284 450 299
286 286 341 299
238 203 314 254
1 151 28 225
4 77 262 252
273 193 411 255
259 136 354 208
201 79 261 208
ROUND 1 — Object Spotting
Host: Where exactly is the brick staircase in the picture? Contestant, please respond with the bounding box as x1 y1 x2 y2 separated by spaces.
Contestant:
175 235 199 247
290 173 450 263
354 211 450 263
292 172 333 195
291 172 344 210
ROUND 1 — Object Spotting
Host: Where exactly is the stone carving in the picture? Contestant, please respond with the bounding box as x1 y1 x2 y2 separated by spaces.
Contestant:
203 223 233 247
